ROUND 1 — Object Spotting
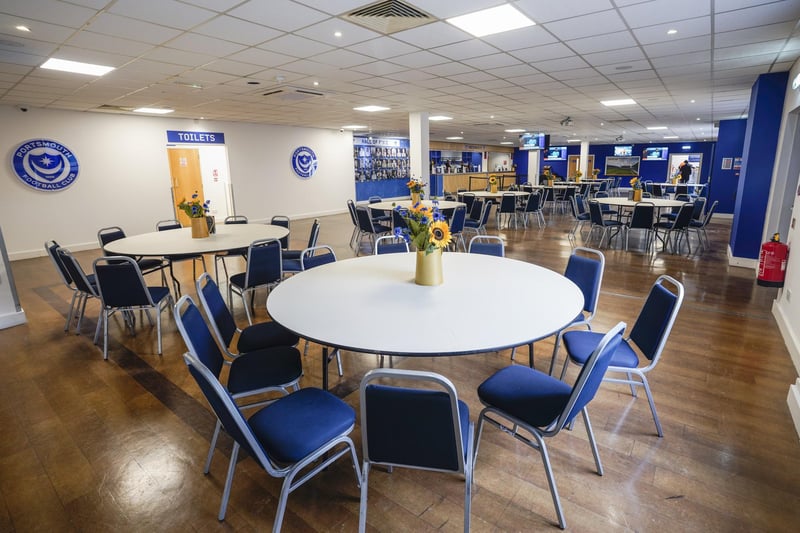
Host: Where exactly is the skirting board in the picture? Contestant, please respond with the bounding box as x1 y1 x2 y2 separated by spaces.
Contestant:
0 309 27 330
789 381 800 441
727 244 759 269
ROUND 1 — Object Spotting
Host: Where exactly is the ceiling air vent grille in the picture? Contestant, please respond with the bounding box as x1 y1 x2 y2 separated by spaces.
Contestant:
343 0 435 34
261 86 328 102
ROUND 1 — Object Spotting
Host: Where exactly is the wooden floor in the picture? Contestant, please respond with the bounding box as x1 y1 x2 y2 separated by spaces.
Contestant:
2 206 799 532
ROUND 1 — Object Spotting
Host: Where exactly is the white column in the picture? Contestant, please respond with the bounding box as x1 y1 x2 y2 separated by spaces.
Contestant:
580 141 590 177
409 112 430 196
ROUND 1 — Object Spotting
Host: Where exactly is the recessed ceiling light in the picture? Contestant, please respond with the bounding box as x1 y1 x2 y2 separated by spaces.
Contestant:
696 117 701 121
504 128 526 133
647 126 667 130
313 81 319 86
667 29 678 35
334 31 342 38
664 135 679 139
354 105 390 112
500 141 513 145
601 98 636 106
40 58 114 76
429 115 452 121
133 107 174 114
690 99 695 103
447 4 535 38
446 136 464 140
15 25 30 32
682 145 692 149
342 125 367 130
567 139 581 142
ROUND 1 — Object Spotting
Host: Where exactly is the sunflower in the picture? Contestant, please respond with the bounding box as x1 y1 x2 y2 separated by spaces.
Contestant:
488 176 497 184
429 220 452 249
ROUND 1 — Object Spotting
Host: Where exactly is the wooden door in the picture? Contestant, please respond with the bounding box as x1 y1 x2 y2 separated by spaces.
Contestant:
568 155 595 179
168 148 204 226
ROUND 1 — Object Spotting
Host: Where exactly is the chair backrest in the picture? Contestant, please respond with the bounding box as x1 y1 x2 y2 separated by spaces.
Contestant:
468 198 483 220
375 235 410 254
391 208 408 230
572 193 586 216
598 180 609 192
306 218 320 249
156 219 182 231
196 273 239 350
57 248 96 295
651 183 663 197
301 245 336 269
244 238 282 289
182 352 272 472
478 200 493 226
468 235 505 257
346 199 358 225
448 205 467 234
368 195 382 204
97 226 126 254
690 197 706 221
271 215 290 248
629 202 655 229
93 256 153 307
588 201 605 226
671 203 695 230
460 192 476 213
360 368 468 474
45 240 72 286
356 206 377 233
700 200 718 227
628 275 684 363
555 322 626 431
676 184 689 196
175 295 226 378
525 191 542 213
564 247 604 316
224 215 248 225
499 193 516 212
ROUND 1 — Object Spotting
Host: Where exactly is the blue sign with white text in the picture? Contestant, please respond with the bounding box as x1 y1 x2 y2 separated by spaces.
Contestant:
166 130 225 144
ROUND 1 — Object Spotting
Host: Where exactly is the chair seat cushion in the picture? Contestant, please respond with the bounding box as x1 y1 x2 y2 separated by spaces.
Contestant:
282 250 301 260
138 258 165 271
562 330 640 368
282 258 302 272
229 272 246 290
249 387 355 463
477 365 571 428
147 286 171 304
373 222 392 233
227 346 303 395
238 321 300 352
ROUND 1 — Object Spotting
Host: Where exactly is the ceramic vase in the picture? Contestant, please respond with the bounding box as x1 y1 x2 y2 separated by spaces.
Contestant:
415 248 443 286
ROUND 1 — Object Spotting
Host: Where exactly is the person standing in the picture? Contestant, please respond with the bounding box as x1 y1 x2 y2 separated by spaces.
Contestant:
679 160 692 182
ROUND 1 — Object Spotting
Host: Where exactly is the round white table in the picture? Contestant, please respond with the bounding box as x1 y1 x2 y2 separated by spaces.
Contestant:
368 199 465 211
103 223 289 256
463 190 529 200
267 253 583 390
594 197 684 209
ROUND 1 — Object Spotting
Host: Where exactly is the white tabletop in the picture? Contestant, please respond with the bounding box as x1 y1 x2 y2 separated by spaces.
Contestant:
463 190 530 199
368 199 465 211
594 197 685 209
267 253 583 357
103 223 289 256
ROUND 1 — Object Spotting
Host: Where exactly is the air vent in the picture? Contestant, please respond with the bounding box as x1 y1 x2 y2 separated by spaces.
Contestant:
261 86 328 102
95 104 134 112
343 0 435 34
471 122 507 127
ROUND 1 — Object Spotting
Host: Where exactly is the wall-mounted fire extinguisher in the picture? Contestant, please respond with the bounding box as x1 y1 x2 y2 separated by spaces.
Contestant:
757 233 789 287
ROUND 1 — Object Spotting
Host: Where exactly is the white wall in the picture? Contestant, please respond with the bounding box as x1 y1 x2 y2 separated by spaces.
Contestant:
0 106 354 259
766 58 800 438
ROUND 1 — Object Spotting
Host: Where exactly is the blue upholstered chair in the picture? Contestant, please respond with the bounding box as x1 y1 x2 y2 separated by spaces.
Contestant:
688 199 718 251
270 215 290 249
175 295 303 476
97 226 168 284
55 247 100 337
518 191 545 228
359 369 473 532
180 351 360 529
228 238 282 324
448 205 467 252
475 322 626 529
496 192 518 229
355 207 391 255
463 199 493 235
195 273 299 358
213 215 249 283
654 203 694 254
282 218 320 260
92 256 173 360
467 235 505 257
568 193 590 238
47 240 96 333
558 275 684 436
374 234 410 254
624 202 655 252
587 200 623 248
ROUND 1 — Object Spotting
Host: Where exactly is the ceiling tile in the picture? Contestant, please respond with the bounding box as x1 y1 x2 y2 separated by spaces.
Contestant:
620 0 711 28
515 0 614 24
108 0 216 30
431 40 498 61
0 0 97 28
389 50 449 69
258 34 334 59
82 13 183 45
193 16 284 46
715 1 800 32
511 42 575 63
540 11 628 40
633 16 711 45
228 0 329 32
312 49 372 68
392 22 472 49
347 37 420 60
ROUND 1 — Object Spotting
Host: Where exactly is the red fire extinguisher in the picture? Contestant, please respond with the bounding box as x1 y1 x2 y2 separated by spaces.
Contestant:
757 233 789 287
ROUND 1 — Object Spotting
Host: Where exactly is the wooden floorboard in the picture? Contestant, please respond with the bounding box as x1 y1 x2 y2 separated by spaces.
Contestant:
1 206 798 531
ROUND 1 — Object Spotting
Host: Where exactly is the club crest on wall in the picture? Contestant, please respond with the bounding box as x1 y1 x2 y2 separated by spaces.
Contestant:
291 146 317 179
11 139 79 191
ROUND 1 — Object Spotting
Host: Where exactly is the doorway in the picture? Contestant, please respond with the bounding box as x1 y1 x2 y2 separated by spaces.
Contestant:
669 153 702 183
167 146 232 225
568 155 595 179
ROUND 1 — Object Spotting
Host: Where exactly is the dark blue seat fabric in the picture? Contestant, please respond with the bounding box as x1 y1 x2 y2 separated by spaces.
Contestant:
284 218 320 259
228 238 283 324
478 365 571 428
280 258 302 272
249 387 356 464
238 322 299 353
562 330 640 368
226 347 304 395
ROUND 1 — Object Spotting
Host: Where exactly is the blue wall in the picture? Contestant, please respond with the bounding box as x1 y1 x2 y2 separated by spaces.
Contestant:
711 119 747 214
730 71 788 260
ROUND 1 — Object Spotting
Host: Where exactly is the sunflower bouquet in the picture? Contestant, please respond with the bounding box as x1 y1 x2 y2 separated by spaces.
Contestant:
406 177 426 194
488 176 497 185
629 177 642 190
177 192 210 218
394 200 452 254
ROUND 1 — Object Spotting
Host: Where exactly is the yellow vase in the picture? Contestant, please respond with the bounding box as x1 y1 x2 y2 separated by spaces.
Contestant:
490 183 498 193
191 217 209 238
411 191 420 204
633 189 642 202
415 248 443 286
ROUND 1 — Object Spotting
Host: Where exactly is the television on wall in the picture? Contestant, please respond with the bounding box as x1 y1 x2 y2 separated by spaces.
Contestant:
613 145 633 156
519 132 549 150
544 146 566 160
642 146 669 160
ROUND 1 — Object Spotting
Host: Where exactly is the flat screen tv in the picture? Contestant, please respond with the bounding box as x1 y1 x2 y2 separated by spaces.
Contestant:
544 146 566 160
642 146 669 160
613 145 633 156
519 132 549 150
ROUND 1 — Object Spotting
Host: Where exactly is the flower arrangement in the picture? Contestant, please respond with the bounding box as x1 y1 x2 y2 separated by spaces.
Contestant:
573 169 583 180
406 177 425 194
395 201 452 254
629 177 642 190
177 192 210 218
488 176 497 185
592 168 600 176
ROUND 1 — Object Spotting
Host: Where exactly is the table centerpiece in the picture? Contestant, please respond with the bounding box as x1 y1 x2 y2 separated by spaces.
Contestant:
177 192 212 238
394 200 452 286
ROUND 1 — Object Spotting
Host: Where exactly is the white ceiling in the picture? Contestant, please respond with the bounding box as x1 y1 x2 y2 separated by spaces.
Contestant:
1 0 799 145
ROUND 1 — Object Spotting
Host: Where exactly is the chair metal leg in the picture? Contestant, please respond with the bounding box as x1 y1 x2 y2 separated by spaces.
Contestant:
638 373 663 437
204 420 222 474
358 462 371 532
533 432 567 529
218 442 240 521
581 407 603 475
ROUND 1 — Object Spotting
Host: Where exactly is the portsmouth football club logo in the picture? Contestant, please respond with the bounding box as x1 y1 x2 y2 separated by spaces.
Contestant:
291 146 317 179
12 139 79 191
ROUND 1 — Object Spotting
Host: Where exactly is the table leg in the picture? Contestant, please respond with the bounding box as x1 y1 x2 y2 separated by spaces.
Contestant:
322 346 329 391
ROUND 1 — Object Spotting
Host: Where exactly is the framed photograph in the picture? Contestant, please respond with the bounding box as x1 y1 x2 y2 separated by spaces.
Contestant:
722 157 733 170
733 157 742 170
604 156 640 176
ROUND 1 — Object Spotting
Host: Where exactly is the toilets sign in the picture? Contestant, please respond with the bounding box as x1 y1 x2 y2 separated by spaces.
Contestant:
11 138 79 191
